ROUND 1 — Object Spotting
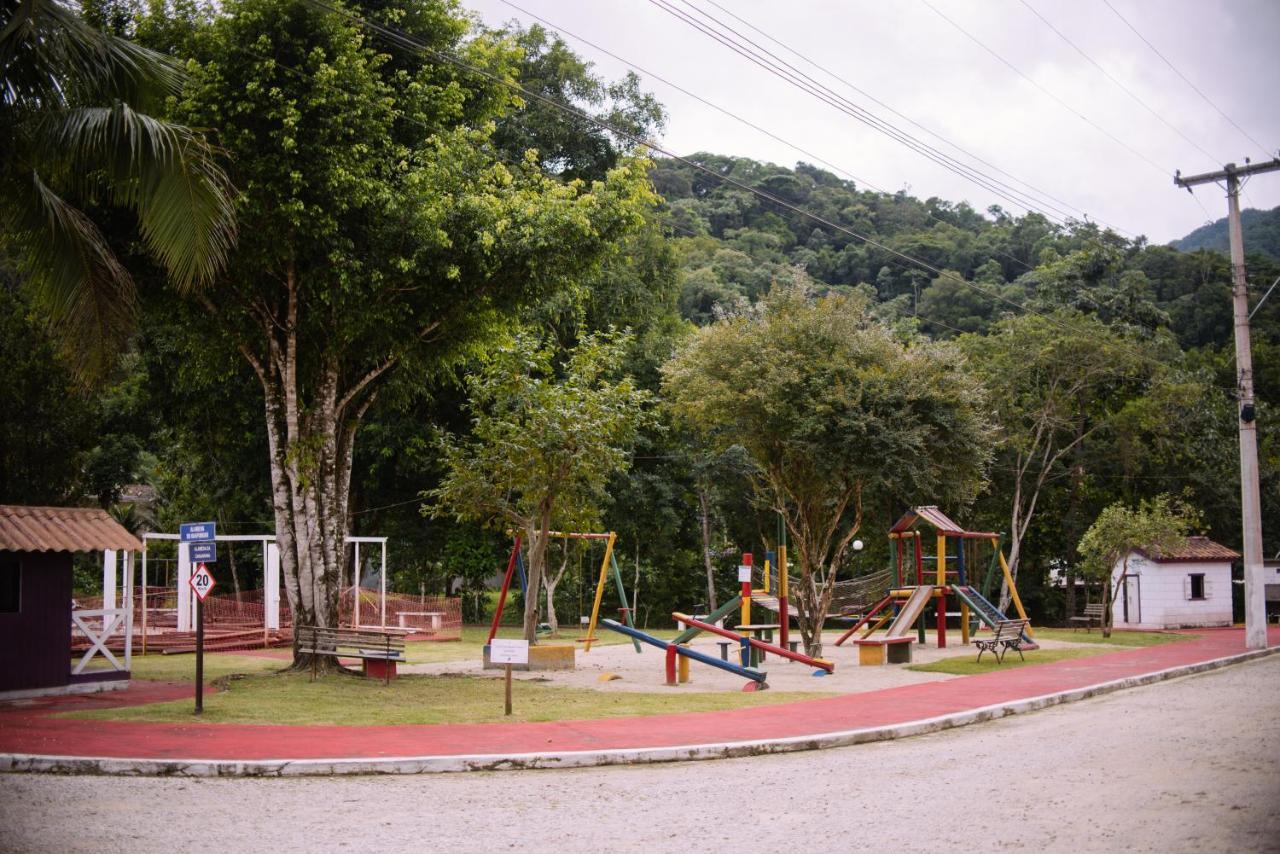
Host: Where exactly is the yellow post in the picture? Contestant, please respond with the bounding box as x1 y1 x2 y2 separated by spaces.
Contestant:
997 550 1035 636
936 534 946 587
763 556 771 595
960 602 971 643
678 649 690 683
583 532 618 652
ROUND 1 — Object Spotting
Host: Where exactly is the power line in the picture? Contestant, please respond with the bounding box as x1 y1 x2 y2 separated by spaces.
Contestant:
649 0 1087 228
1100 0 1273 160
919 0 1172 180
1018 0 1221 164
497 0 1042 278
693 0 1120 234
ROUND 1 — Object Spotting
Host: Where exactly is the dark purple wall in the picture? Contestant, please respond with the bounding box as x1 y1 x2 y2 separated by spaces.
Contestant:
0 550 72 692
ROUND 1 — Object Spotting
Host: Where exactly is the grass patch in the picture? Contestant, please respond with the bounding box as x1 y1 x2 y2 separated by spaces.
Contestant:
122 653 283 683
1031 628 1193 647
906 646 1107 676
67 671 822 726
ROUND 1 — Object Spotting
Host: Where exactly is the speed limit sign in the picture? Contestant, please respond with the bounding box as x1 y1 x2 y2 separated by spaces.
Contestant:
190 563 217 602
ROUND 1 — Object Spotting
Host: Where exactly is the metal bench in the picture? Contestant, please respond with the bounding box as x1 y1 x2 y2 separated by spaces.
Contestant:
295 625 406 684
1069 603 1105 632
974 619 1031 664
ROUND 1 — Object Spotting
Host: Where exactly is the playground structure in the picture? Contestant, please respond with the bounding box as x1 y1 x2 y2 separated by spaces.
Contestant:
72 531 461 656
487 530 641 654
598 552 837 690
836 506 1035 664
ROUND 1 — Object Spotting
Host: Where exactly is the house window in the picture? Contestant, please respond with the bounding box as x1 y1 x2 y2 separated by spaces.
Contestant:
0 558 19 613
1188 573 1206 600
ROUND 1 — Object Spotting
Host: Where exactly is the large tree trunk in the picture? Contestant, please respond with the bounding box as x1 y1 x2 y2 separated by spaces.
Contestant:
235 263 379 670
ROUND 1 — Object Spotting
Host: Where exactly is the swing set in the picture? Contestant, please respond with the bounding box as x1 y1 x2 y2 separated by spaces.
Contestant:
486 531 642 653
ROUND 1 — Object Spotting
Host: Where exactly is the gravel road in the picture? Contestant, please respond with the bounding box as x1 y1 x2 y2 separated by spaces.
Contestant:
2 656 1277 853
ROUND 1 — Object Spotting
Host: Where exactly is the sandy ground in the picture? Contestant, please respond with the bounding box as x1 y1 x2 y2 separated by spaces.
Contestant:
2 654 1277 853
403 629 1097 694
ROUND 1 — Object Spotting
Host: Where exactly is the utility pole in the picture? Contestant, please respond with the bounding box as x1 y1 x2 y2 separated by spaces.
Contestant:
1175 156 1280 651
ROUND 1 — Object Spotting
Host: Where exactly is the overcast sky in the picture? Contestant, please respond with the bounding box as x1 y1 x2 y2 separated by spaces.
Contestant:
463 0 1280 244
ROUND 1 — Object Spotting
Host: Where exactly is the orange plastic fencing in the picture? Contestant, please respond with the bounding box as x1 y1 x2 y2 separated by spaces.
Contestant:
70 586 461 655
339 587 462 640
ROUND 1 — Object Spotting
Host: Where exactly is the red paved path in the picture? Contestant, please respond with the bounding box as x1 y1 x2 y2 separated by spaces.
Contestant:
1 628 1274 761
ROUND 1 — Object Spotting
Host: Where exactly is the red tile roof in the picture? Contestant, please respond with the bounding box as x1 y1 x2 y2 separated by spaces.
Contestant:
0 505 143 553
1140 536 1240 562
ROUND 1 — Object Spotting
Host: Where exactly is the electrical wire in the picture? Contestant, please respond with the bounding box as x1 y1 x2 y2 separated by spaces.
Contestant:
649 0 1086 228
1018 0 1221 164
1100 0 1274 161
920 0 1172 180
497 0 1043 278
692 0 1121 233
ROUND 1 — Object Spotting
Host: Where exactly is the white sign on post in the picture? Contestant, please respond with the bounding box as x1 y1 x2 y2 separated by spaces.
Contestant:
189 564 217 602
738 564 753 583
489 638 530 665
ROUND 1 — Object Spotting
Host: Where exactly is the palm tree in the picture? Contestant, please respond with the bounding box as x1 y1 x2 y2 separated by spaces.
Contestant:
1 0 235 379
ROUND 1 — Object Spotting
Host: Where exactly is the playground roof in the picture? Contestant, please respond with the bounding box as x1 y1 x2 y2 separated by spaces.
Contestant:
0 505 143 553
1136 536 1240 563
889 506 996 538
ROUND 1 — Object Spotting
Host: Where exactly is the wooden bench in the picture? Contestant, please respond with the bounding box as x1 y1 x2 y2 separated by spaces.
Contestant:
295 625 406 683
974 619 1030 664
1069 603 1105 632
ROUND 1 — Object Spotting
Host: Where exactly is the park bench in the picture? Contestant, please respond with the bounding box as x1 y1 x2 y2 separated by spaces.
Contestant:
1069 603 1106 632
295 625 406 684
974 619 1031 664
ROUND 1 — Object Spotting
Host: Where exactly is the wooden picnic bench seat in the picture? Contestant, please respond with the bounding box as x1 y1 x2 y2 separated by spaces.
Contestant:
974 619 1031 664
295 625 406 683
1069 603 1106 632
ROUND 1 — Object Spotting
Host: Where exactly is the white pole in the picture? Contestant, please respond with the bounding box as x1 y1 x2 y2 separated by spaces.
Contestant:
265 542 281 631
380 541 387 629
123 550 134 672
102 550 117 632
353 541 361 628
141 541 148 655
177 543 192 632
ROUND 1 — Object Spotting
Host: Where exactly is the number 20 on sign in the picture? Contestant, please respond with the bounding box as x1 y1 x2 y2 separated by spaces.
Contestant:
190 564 217 602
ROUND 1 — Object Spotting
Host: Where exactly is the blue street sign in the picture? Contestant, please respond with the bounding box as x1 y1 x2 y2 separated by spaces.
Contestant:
190 541 218 563
180 521 217 543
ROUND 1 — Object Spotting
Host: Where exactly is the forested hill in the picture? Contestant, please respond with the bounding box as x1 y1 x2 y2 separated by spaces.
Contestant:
651 154 1279 352
1171 206 1280 261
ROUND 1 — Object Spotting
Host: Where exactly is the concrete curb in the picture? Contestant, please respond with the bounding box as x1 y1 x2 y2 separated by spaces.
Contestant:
3 645 1276 777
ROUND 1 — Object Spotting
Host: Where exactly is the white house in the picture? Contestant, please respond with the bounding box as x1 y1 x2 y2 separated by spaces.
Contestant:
1111 537 1238 630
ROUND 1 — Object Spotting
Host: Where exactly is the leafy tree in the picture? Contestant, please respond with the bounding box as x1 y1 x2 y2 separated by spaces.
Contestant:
1077 495 1198 636
662 285 993 652
428 332 653 641
960 310 1187 610
1 0 235 379
133 0 654 662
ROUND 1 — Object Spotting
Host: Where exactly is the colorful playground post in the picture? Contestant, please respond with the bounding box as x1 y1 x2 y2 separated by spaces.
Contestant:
738 552 752 634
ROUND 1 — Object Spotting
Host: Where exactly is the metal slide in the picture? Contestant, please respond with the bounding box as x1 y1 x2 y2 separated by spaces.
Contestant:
884 585 934 638
951 586 1037 648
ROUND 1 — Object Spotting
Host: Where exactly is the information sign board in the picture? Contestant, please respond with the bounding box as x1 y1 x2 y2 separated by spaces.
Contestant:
489 638 530 665
190 541 217 564
180 521 217 543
